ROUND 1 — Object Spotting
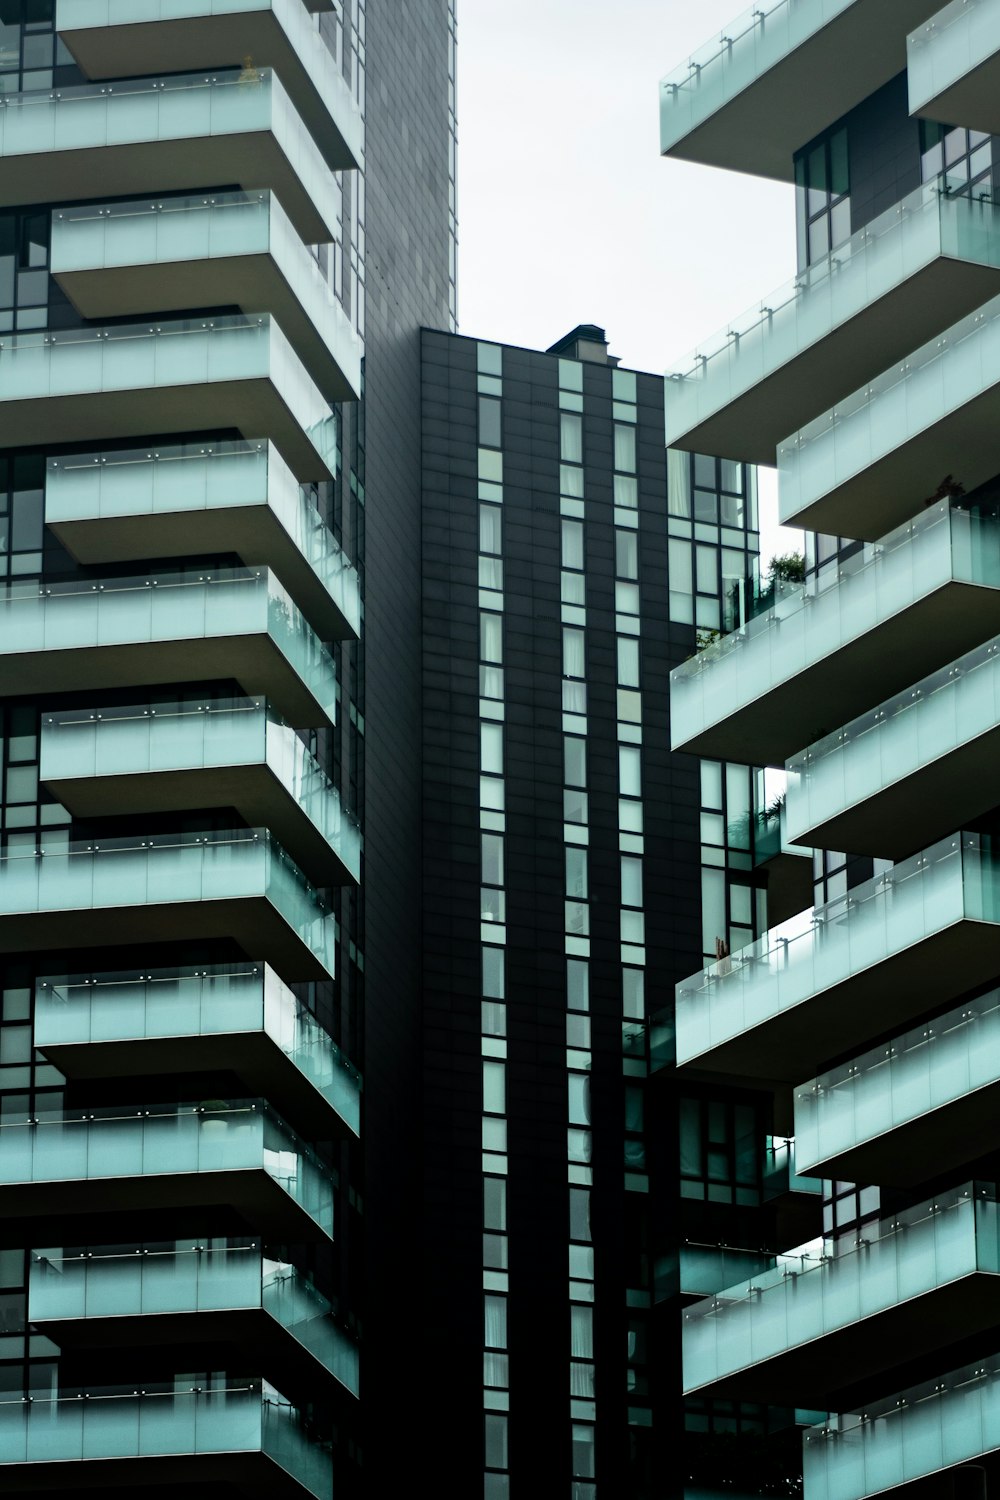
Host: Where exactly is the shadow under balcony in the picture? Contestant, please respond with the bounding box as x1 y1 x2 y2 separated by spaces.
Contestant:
676 832 1000 1083
0 569 337 730
683 1183 1000 1406
0 316 332 484
785 635 1000 860
0 829 335 983
40 698 359 889
664 183 1000 464
56 0 363 172
908 0 1000 138
670 501 1000 767
35 964 360 1140
51 193 361 405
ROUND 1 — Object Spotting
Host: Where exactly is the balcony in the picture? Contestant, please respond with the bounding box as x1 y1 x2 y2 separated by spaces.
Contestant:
40 699 360 888
51 194 361 404
0 569 337 730
0 1379 331 1497
46 442 358 642
0 70 339 245
670 501 1000 767
34 964 360 1139
29 1239 359 1397
804 1353 1000 1500
677 1243 776 1299
909 0 1000 136
730 802 813 926
683 1183 1000 1406
795 987 1000 1186
0 316 332 484
57 0 363 172
660 0 941 181
0 830 335 984
676 833 1000 1083
664 184 1000 463
785 636 1000 860
778 295 1000 541
764 1134 824 1245
0 1099 333 1241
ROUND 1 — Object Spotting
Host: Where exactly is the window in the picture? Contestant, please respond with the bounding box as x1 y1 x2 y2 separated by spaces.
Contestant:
795 124 850 267
679 1096 762 1206
921 120 991 194
561 412 583 464
479 396 502 449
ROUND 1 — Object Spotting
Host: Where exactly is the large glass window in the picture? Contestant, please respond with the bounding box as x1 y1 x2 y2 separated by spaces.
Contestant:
920 121 991 195
795 124 850 267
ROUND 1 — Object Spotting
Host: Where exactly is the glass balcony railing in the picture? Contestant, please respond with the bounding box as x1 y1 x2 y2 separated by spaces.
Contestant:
0 566 337 729
29 1238 359 1395
908 0 1000 125
40 698 361 886
778 293 1000 540
0 314 332 482
50 193 362 403
670 500 1000 766
795 987 1000 1179
0 829 336 983
56 0 364 171
0 1099 334 1238
0 69 339 245
664 181 1000 461
763 1136 823 1200
0 1378 331 1495
683 1183 999 1396
676 832 1000 1077
35 964 361 1138
785 634 1000 856
46 440 359 641
678 1243 777 1298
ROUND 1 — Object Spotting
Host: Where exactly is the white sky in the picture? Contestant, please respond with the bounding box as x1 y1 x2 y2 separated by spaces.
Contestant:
455 0 804 563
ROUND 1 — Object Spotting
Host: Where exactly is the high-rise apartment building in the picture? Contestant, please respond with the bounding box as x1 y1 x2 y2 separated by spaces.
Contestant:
0 1 454 1496
662 4 1000 1500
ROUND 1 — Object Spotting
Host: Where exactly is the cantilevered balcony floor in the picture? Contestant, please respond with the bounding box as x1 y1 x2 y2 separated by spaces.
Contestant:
909 0 1000 136
0 568 336 729
660 0 942 182
51 193 362 405
670 502 1000 767
40 699 360 889
0 1100 333 1242
664 184 1000 463
35 964 360 1141
0 1380 330 1498
46 442 358 643
0 316 332 485
0 70 339 245
57 0 363 172
676 833 1000 1083
785 637 1000 860
0 830 335 984
779 295 1000 540
683 1184 1000 1407
796 988 1000 1186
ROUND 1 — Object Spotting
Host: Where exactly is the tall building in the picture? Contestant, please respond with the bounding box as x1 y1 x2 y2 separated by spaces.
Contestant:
662 4 1000 1500
0 1 454 1496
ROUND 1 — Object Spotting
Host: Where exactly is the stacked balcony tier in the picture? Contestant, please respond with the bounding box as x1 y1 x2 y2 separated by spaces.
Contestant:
29 1239 359 1396
0 1099 333 1239
50 194 361 404
676 833 1000 1082
804 1352 1000 1500
34 965 360 1139
670 501 1000 766
0 829 335 982
682 1183 1000 1406
779 295 1000 540
0 568 336 727
0 316 332 482
785 636 1000 859
40 699 359 888
664 184 1000 463
795 987 1000 1186
45 442 358 641
908 0 1000 135
0 1379 330 1497
56 0 364 172
0 70 338 245
659 0 942 181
